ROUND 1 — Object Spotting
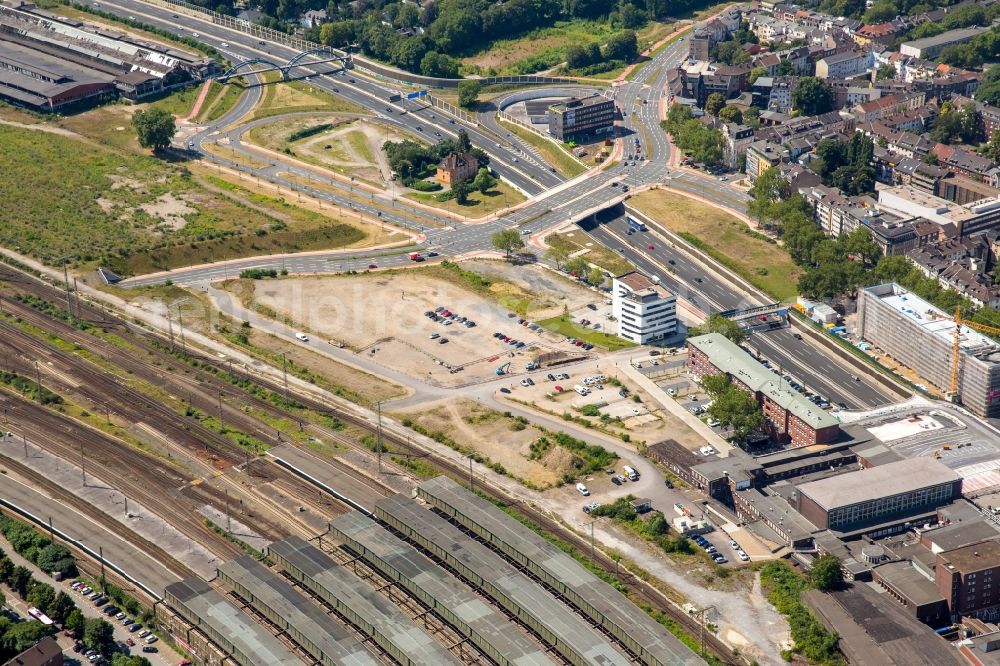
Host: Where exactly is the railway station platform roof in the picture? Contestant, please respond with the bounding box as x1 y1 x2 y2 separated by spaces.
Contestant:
268 536 462 666
375 494 630 666
331 511 555 666
216 556 380 666
417 476 704 666
164 577 301 666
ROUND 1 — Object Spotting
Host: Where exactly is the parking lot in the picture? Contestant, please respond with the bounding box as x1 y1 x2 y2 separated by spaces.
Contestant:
858 408 1000 495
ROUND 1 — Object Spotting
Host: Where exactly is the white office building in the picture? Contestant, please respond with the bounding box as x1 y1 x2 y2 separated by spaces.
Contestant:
612 272 677 344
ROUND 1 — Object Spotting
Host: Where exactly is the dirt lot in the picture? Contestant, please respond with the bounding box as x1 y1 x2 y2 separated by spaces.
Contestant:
460 259 597 319
391 399 579 487
244 263 601 386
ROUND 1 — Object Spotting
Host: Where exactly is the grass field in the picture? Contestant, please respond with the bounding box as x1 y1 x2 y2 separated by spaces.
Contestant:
498 120 587 179
201 81 248 122
151 85 204 118
537 314 636 351
406 180 525 219
0 123 369 275
251 74 365 120
545 230 635 276
630 190 802 301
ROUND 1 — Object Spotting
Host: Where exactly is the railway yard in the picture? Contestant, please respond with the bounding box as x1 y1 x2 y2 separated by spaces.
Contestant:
0 260 733 665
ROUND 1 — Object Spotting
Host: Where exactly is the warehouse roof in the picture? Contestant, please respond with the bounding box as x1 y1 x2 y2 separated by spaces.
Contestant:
375 493 631 666
330 511 555 666
796 458 960 512
268 537 461 666
416 477 704 665
939 538 1000 574
217 556 380 666
901 25 989 51
687 333 839 430
164 577 301 666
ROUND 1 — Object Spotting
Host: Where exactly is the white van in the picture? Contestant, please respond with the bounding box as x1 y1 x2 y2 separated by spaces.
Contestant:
576 483 590 496
623 466 639 481
574 384 590 396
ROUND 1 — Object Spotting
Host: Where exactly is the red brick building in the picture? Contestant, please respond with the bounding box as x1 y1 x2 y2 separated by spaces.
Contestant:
936 539 1000 621
687 333 839 447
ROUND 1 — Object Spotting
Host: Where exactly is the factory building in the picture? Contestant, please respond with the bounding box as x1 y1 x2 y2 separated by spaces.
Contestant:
794 458 962 533
857 283 1000 417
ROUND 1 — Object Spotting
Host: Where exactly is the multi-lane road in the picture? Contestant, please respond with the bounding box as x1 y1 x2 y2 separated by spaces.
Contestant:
80 0 900 410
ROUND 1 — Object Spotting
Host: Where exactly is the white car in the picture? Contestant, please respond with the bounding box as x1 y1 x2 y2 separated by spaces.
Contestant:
221 42 230 47
738 550 750 562
576 483 590 496
667 388 677 396
295 332 309 342
707 418 720 427
730 540 740 550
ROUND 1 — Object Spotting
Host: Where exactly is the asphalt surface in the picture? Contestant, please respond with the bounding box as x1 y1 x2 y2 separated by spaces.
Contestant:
80 1 897 410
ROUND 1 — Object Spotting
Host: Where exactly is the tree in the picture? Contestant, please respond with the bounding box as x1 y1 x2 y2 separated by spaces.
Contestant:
687 314 746 344
586 267 605 287
491 228 524 257
792 77 834 116
84 617 115 655
875 63 896 80
713 40 750 65
111 656 153 666
545 236 572 269
131 107 176 152
747 166 784 226
10 565 32 598
566 256 590 278
27 582 55 615
810 554 844 591
709 384 765 442
701 373 734 399
36 543 74 576
749 65 768 84
985 129 1000 162
603 30 638 62
457 79 481 109
456 128 472 154
3 621 51 654
65 608 86 637
0 556 13 583
419 51 459 77
472 167 496 193
49 591 76 625
705 92 726 117
718 105 743 125
776 58 796 76
452 180 471 205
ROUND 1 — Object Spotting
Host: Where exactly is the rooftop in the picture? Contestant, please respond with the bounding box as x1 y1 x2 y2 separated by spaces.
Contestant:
687 333 839 430
614 271 674 301
374 493 632 666
216 555 380 666
796 458 960 512
939 538 1000 573
268 536 462 666
329 511 554 666
873 561 945 606
862 283 1000 358
164 577 301 666
901 25 990 50
549 95 614 113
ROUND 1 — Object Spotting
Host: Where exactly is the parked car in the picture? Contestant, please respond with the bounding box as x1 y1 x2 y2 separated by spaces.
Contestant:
500 387 511 394
576 483 590 496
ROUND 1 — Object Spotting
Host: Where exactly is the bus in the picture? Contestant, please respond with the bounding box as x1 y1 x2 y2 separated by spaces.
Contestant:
626 215 646 232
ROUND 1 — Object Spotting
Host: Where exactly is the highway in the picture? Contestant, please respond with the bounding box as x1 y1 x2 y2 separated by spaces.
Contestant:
582 212 894 410
78 0 900 411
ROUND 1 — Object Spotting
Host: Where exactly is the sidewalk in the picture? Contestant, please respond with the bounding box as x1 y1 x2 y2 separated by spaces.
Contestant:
0 533 177 666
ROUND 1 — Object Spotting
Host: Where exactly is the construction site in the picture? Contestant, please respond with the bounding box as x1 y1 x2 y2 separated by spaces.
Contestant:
857 283 1000 417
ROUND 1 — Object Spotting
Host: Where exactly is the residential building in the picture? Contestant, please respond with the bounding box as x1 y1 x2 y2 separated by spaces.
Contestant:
857 283 1000 416
436 152 478 185
688 30 711 62
2 637 63 666
300 8 327 27
864 216 920 256
854 22 901 48
900 26 990 59
936 539 1000 620
815 49 873 80
721 123 754 170
846 86 882 107
851 91 925 122
932 144 1000 187
794 458 961 533
547 95 616 141
877 185 1000 236
951 95 1000 143
745 140 788 182
686 333 840 447
611 271 677 344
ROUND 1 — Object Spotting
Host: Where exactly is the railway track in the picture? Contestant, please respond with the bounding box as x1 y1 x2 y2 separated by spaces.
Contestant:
0 263 735 663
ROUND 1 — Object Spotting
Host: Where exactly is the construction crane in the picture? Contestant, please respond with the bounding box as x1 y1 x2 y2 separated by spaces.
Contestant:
929 307 1000 399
